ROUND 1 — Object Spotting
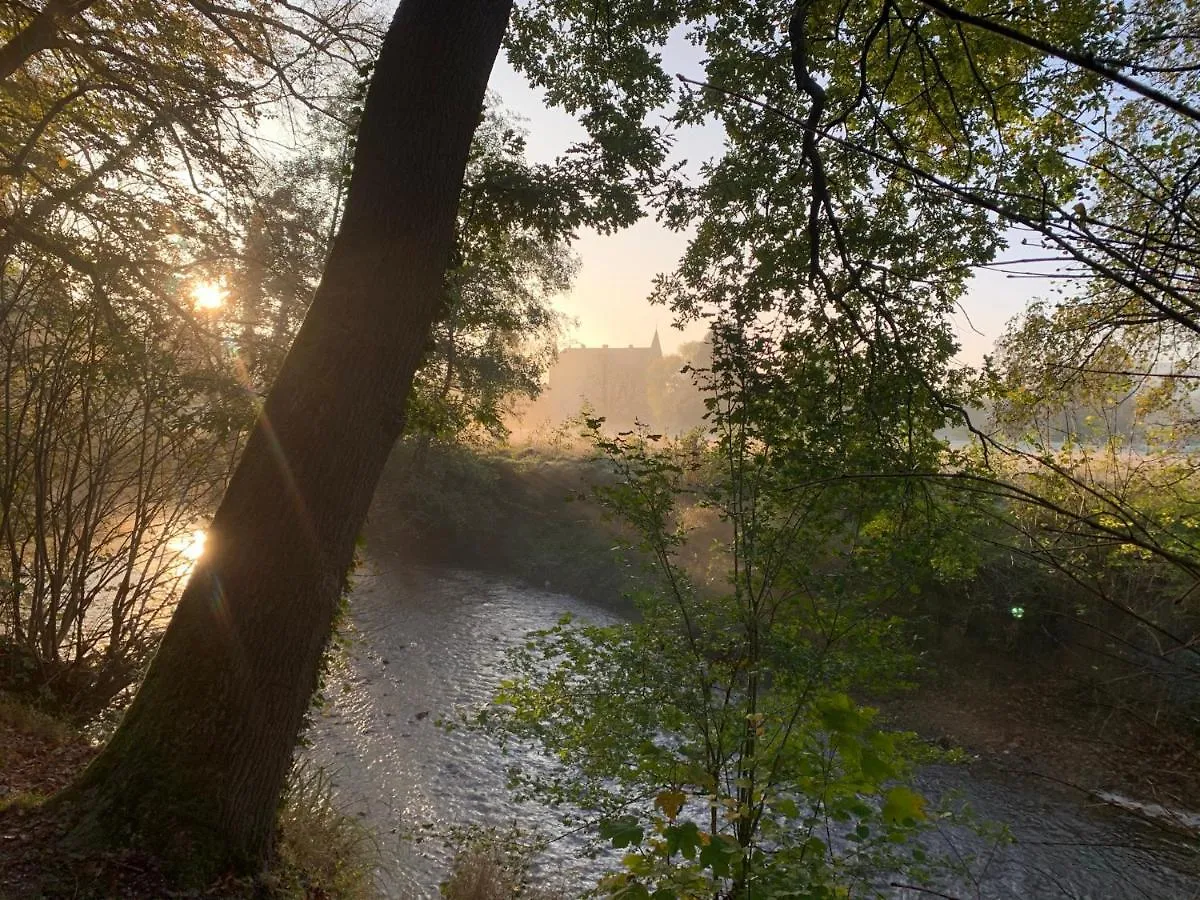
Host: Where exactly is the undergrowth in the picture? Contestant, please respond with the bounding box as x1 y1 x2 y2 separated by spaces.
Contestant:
272 759 378 899
440 825 563 900
0 692 379 899
0 691 73 748
370 438 643 611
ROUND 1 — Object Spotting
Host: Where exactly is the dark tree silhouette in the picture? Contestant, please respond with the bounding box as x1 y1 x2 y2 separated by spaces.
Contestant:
56 0 513 882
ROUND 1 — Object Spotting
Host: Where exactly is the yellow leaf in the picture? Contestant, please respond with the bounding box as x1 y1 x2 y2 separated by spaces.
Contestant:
654 788 687 820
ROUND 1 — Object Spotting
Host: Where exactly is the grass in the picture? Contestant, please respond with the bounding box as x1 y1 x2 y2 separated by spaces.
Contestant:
441 849 522 900
0 691 73 746
0 690 90 808
271 759 379 899
370 439 645 612
0 790 47 815
440 826 564 900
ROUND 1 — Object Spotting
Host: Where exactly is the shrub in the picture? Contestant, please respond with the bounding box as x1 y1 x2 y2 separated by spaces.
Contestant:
440 826 563 900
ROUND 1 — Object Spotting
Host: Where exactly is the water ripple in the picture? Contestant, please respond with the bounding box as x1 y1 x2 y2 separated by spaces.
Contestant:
305 562 1199 899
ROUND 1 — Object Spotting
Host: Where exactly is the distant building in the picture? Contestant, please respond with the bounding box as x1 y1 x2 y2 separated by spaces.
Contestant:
524 331 663 432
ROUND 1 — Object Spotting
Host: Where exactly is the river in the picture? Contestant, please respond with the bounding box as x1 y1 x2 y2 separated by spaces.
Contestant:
305 561 1200 899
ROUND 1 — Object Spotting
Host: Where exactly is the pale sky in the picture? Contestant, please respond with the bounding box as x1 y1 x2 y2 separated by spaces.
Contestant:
487 48 1047 366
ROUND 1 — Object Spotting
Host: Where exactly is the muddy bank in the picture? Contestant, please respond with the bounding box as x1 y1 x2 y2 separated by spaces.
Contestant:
879 653 1200 828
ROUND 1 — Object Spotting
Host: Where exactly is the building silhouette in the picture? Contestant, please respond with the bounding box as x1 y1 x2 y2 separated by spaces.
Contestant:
525 331 663 432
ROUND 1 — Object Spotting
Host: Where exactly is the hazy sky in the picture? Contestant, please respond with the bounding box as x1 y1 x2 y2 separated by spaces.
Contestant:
487 47 1048 366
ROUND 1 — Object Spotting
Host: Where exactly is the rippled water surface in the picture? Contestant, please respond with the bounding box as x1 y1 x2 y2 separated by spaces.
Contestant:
305 561 1199 899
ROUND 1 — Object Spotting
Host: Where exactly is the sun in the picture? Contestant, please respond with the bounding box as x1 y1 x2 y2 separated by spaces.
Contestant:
191 279 227 311
173 529 207 563
169 528 208 579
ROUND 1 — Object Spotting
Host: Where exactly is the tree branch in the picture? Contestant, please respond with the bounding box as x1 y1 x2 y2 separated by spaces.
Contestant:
914 0 1200 124
0 0 98 82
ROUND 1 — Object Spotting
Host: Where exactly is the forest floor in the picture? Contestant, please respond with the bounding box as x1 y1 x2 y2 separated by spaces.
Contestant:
0 691 375 899
0 693 95 806
0 693 179 899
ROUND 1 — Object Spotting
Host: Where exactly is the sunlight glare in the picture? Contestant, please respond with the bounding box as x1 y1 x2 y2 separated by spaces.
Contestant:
174 529 207 563
191 279 227 311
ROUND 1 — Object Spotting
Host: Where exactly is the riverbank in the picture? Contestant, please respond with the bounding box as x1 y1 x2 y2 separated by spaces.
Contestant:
877 653 1200 838
309 564 1200 898
372 441 1200 826
4 439 1197 897
367 440 643 612
4 564 1198 898
0 692 377 899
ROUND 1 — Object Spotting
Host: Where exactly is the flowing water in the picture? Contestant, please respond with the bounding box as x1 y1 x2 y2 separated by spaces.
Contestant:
305 561 1199 899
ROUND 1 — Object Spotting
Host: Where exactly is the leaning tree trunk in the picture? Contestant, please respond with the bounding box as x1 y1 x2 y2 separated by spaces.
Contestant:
55 0 513 883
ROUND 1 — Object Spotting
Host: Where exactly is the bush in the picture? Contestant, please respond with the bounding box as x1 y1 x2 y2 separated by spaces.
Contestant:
0 274 243 712
482 412 947 897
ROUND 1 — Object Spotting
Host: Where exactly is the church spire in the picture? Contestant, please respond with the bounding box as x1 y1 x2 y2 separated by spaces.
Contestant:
650 328 662 356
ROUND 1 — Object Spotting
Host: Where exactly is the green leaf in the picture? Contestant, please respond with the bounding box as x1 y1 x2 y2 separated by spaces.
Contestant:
698 835 741 878
882 786 927 825
772 796 800 819
860 749 894 782
664 821 701 859
817 694 865 734
612 883 651 900
599 816 645 849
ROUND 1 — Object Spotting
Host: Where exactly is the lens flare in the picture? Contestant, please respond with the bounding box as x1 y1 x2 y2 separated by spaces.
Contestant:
182 529 207 561
191 279 226 311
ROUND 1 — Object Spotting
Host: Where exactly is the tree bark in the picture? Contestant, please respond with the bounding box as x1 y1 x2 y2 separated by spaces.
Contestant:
55 0 513 883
